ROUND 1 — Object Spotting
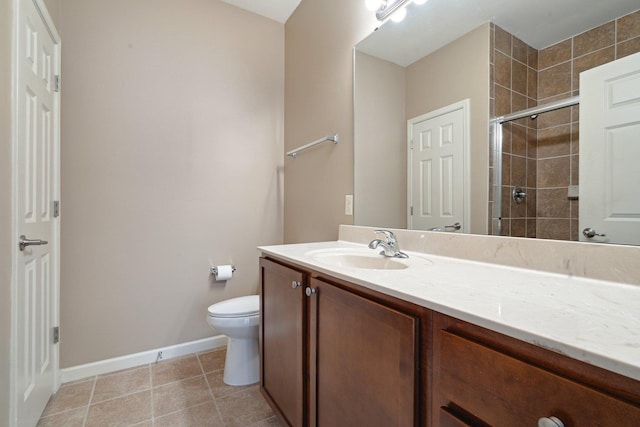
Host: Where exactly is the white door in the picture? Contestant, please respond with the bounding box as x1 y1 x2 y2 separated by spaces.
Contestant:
13 0 61 425
580 52 640 245
408 100 469 232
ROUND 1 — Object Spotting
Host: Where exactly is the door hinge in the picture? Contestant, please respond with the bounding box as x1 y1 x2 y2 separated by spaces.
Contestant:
53 326 59 344
410 206 414 216
410 139 414 149
53 200 60 218
54 75 60 92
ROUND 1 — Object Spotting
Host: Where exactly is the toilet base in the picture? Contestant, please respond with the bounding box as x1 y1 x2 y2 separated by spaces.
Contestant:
223 336 259 386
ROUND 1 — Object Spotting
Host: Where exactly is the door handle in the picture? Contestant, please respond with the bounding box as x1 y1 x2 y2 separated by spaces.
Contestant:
428 223 462 232
19 235 49 251
582 228 605 239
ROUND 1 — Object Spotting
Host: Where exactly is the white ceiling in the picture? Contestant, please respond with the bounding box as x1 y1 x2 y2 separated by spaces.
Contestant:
357 0 640 67
219 0 301 23
222 0 639 66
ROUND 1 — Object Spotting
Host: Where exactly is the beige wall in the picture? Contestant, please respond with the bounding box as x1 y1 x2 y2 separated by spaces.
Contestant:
284 0 377 243
59 0 284 367
354 51 406 229
1 0 13 421
43 0 61 30
406 24 491 234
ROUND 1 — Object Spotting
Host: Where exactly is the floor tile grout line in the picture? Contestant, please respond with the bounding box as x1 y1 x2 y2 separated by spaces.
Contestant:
148 363 155 424
82 376 97 427
37 404 89 423
85 384 154 406
153 400 219 423
198 352 227 426
152 372 210 390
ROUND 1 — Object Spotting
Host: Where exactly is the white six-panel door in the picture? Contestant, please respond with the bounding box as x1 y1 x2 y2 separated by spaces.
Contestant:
408 100 469 232
13 0 60 425
580 52 640 245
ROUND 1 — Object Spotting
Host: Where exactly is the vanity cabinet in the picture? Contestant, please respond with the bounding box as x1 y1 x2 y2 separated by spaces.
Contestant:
259 257 428 427
260 255 640 427
432 314 640 427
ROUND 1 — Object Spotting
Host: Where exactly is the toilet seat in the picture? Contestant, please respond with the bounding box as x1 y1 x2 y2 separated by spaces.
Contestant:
208 295 259 318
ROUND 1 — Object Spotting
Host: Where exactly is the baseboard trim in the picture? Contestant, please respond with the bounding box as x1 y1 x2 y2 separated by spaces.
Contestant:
61 335 228 384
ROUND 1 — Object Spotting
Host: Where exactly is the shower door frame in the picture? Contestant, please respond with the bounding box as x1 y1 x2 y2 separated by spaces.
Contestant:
490 96 580 236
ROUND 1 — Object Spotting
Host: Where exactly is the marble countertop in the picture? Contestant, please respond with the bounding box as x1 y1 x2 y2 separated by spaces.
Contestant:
259 240 640 381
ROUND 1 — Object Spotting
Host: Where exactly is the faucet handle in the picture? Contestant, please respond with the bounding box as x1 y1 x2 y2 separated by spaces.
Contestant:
374 229 396 244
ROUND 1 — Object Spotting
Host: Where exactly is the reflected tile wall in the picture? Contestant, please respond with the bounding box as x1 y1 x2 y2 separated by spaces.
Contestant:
490 23 538 238
490 9 640 241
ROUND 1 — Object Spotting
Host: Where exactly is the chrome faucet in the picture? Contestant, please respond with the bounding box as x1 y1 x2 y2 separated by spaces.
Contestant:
368 230 409 258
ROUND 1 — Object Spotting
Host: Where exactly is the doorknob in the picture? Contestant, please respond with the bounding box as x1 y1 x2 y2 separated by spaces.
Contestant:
19 235 49 251
582 228 606 239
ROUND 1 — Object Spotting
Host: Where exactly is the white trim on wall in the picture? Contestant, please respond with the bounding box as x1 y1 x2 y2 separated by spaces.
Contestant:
61 335 227 383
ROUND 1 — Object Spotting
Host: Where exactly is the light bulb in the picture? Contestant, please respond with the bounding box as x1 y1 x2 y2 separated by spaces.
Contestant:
390 7 407 22
365 0 382 11
413 0 427 5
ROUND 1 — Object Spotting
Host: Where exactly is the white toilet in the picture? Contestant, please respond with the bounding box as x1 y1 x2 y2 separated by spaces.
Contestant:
207 295 260 386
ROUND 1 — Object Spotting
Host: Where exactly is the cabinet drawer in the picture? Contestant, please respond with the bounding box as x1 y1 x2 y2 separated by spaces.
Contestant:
436 330 640 426
439 407 476 427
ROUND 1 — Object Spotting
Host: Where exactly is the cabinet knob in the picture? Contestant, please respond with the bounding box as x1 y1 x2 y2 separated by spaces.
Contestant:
291 281 302 289
538 416 564 427
305 287 317 297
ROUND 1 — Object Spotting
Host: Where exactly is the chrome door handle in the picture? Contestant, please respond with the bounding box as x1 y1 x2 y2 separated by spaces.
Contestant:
291 281 302 289
305 287 317 297
429 223 462 232
19 235 49 251
582 228 605 239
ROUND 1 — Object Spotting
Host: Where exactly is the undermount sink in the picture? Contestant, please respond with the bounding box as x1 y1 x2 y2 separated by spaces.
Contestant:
306 248 431 270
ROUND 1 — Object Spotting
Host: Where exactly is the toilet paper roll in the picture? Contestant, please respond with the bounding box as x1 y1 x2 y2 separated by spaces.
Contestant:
214 265 233 281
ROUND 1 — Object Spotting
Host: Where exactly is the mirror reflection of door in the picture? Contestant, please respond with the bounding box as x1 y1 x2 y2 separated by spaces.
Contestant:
408 100 469 232
580 51 640 245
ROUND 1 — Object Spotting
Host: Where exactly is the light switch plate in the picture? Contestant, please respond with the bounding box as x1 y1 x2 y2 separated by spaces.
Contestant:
345 195 353 215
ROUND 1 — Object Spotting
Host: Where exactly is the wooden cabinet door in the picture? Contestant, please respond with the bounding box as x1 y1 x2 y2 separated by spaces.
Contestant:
308 277 418 427
260 258 307 427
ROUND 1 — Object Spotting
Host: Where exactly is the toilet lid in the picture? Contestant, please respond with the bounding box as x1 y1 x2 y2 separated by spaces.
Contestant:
208 295 259 318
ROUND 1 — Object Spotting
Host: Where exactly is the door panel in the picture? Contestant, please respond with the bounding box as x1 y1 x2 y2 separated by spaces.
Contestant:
15 0 60 424
580 52 640 244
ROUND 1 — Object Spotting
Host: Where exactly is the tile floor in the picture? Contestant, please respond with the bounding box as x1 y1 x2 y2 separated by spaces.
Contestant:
37 348 283 427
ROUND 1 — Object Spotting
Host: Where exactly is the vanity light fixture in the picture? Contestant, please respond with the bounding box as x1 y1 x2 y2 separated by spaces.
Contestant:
368 0 428 22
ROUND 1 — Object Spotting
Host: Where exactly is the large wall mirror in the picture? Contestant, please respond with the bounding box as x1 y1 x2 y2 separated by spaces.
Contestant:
354 0 640 244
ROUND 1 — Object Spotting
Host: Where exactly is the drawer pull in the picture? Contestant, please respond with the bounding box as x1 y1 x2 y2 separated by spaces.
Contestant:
291 281 302 289
305 287 317 297
538 416 564 427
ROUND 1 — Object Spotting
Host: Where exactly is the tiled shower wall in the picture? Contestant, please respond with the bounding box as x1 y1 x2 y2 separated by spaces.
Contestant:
489 9 640 240
490 24 539 238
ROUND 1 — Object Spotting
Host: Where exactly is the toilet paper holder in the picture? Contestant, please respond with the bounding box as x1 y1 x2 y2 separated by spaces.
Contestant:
210 265 236 275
